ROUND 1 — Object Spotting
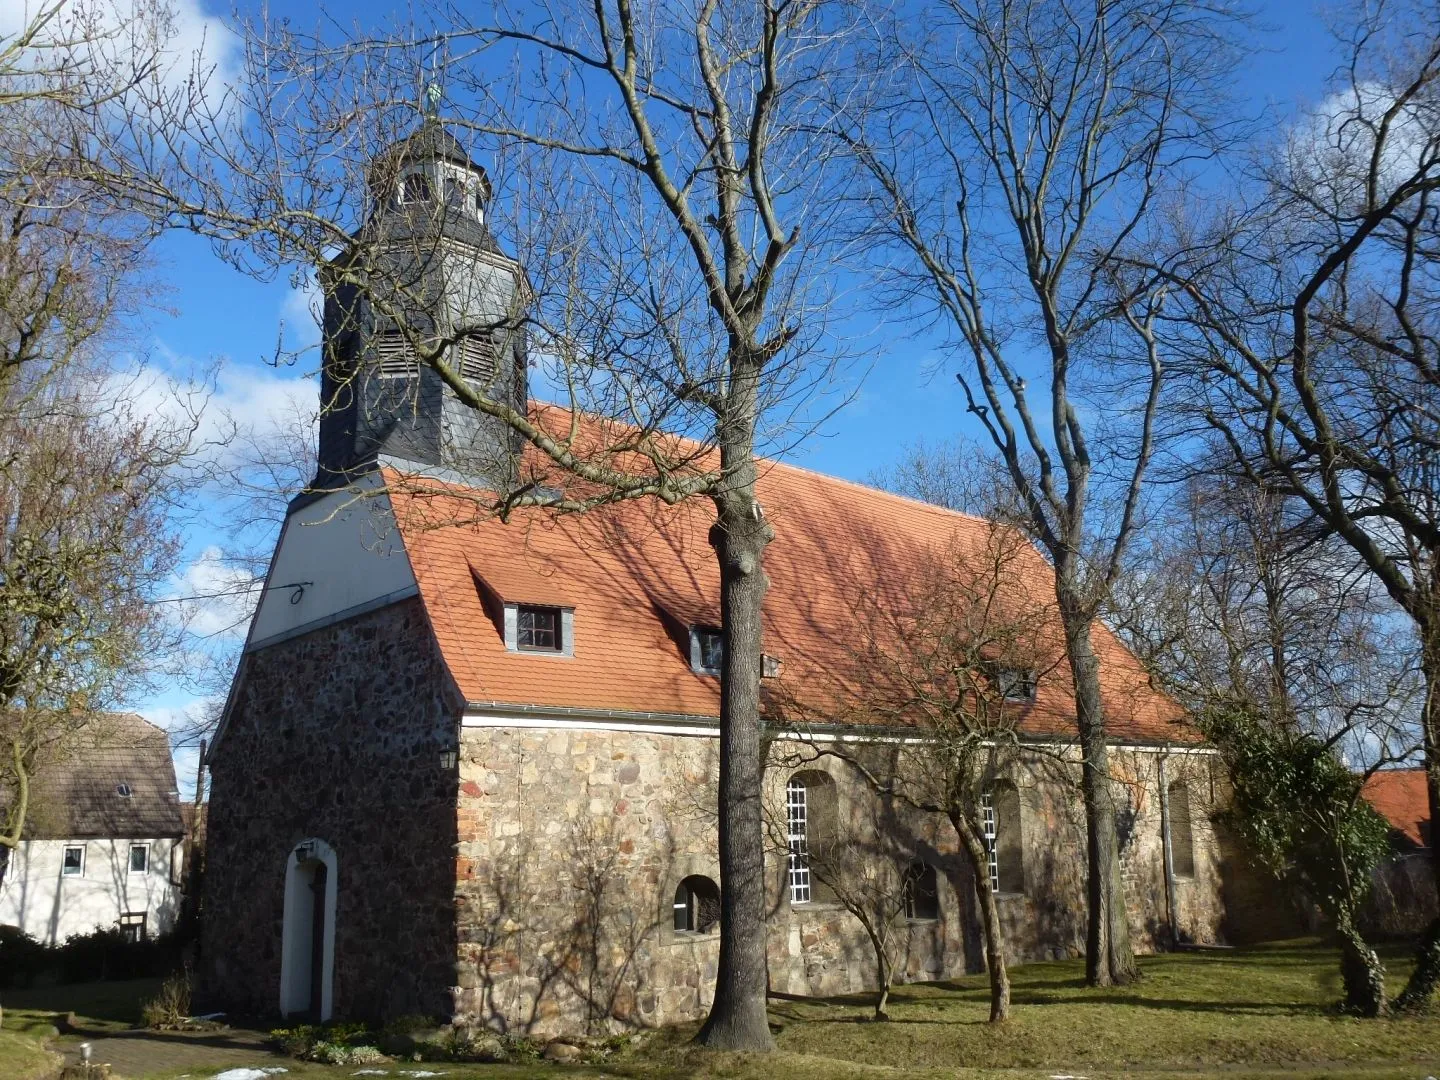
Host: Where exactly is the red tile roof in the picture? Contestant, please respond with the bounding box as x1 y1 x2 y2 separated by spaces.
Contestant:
1362 769 1432 849
384 417 1190 744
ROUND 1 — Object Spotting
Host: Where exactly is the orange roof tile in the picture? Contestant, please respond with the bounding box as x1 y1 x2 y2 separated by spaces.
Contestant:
1362 769 1432 849
383 421 1190 744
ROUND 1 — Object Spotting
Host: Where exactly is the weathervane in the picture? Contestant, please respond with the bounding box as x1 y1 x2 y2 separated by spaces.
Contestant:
422 38 443 118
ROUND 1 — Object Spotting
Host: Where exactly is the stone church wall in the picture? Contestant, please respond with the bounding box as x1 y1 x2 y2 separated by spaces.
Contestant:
451 726 1229 1035
200 598 465 1021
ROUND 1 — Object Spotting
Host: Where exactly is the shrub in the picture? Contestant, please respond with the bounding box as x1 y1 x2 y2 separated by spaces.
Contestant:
0 925 48 988
270 1021 388 1065
140 971 192 1029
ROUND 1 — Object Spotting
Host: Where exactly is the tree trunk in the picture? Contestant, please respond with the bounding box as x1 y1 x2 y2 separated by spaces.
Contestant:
1337 914 1387 1017
948 808 1011 1021
862 922 892 1021
693 443 775 1052
1060 599 1139 987
1396 632 1440 1012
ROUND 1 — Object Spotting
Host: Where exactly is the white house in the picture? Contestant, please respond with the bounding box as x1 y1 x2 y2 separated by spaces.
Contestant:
0 714 185 945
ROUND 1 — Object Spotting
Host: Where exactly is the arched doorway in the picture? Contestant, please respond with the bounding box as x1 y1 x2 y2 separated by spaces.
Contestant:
279 838 336 1021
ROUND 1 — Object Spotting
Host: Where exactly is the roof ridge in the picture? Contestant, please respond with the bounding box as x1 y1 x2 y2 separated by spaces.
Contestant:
759 455 995 527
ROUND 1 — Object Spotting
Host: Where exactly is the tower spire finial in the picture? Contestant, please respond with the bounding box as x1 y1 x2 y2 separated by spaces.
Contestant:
422 38 443 118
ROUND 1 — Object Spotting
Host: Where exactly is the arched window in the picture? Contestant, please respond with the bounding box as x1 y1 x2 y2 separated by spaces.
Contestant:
402 171 432 204
1168 782 1195 878
673 875 720 934
982 782 1025 894
786 771 837 905
903 861 940 921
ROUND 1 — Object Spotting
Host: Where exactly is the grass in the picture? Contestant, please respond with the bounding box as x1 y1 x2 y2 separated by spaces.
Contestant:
1 940 1436 1079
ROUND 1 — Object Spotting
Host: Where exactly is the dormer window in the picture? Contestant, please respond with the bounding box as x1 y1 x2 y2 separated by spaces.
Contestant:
402 171 432 204
690 625 723 675
994 666 1036 703
517 605 562 652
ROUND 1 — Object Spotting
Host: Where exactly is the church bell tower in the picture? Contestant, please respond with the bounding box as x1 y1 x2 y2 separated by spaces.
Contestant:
315 120 528 488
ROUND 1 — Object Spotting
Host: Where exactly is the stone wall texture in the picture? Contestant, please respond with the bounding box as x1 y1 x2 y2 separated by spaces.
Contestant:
200 598 464 1021
201 599 1237 1033
451 728 1231 1035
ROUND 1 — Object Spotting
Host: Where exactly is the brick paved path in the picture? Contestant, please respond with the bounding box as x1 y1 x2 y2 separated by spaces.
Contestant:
56 1024 293 1078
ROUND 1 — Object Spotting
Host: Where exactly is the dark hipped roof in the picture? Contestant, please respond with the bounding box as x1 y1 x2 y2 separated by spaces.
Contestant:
22 714 183 840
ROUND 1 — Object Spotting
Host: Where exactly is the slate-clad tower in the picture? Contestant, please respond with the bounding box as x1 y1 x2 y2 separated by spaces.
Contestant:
315 121 527 487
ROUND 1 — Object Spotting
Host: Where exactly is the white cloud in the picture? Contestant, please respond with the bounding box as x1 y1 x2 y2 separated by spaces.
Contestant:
281 273 323 349
1288 80 1435 211
166 543 261 639
100 352 316 469
0 0 241 103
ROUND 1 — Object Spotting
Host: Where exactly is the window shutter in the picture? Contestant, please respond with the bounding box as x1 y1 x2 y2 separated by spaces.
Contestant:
456 333 496 384
375 333 417 379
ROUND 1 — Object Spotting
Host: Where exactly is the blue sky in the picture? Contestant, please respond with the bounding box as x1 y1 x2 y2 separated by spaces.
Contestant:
123 0 1349 792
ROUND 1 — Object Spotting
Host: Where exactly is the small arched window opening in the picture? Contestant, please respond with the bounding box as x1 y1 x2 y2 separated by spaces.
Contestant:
903 861 940 921
673 875 720 934
1168 782 1196 878
982 782 1025 894
786 771 838 905
402 171 432 204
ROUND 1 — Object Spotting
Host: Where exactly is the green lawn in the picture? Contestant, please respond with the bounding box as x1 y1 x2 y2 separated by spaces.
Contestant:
1 940 1437 1080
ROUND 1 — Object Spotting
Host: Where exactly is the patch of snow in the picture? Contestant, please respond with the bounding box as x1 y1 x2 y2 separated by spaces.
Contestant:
351 1072 390 1077
400 1072 445 1077
212 1069 289 1080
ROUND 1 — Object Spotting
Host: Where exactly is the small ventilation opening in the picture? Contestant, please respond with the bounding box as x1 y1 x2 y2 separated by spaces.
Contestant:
376 333 418 379
456 333 496 383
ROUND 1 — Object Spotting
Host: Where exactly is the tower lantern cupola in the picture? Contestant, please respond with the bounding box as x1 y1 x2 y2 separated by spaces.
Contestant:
316 120 527 488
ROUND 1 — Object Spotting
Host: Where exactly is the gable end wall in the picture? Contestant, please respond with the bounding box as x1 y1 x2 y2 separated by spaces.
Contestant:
200 597 463 1020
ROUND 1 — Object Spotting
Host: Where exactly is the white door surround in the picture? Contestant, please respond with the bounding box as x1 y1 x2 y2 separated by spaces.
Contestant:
279 837 337 1021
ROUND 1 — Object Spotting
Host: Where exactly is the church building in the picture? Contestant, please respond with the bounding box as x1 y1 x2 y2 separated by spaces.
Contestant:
200 123 1234 1033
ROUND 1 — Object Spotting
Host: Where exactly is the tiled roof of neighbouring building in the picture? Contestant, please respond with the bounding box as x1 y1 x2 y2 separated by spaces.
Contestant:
384 405 1192 745
19 714 183 840
1363 768 1432 850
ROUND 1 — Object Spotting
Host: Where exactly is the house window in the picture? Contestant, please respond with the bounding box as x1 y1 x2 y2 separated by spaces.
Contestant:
62 845 85 877
692 626 724 675
786 777 810 904
517 605 562 652
118 912 146 944
129 844 149 874
673 875 720 934
903 861 940 921
994 666 1037 703
785 771 837 905
402 171 432 203
1168 782 1196 878
982 783 1025 893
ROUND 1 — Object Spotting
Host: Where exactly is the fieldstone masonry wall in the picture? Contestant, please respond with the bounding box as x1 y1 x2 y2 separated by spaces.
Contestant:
452 727 1229 1035
200 597 1230 1033
200 598 464 1021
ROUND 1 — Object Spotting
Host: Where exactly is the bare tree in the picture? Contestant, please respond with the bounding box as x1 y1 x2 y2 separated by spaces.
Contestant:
845 0 1246 985
1127 0 1440 1008
1112 476 1416 1015
0 365 193 864
799 817 916 1022
139 0 875 1049
0 1 205 860
777 522 1063 1021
